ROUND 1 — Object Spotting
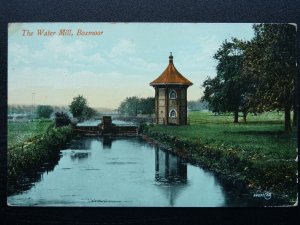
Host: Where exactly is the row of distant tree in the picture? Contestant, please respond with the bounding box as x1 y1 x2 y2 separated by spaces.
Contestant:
118 97 155 116
8 105 68 115
8 96 98 122
188 100 209 111
117 96 209 116
201 24 296 132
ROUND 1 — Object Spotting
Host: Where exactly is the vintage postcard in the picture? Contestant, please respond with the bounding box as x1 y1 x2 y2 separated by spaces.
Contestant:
7 23 298 207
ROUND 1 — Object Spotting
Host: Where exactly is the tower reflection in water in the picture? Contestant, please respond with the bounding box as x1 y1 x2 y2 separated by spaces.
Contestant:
155 147 188 206
155 147 187 184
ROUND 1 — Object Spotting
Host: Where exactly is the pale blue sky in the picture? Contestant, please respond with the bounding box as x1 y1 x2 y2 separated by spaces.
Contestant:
8 23 254 109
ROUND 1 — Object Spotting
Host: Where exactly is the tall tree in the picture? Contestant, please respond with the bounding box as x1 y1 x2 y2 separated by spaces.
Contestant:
202 76 225 115
202 39 250 123
243 24 297 132
139 97 155 115
69 95 88 120
118 97 140 116
69 95 96 121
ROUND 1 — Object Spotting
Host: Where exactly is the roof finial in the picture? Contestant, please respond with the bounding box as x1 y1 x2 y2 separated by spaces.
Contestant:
169 52 173 64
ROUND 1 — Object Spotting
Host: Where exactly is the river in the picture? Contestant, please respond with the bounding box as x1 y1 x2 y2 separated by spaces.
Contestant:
7 136 277 207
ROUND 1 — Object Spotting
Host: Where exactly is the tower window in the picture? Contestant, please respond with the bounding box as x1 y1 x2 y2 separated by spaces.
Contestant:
169 90 177 99
169 109 177 118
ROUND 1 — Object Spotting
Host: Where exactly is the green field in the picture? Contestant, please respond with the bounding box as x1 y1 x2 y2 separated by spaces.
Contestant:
8 120 53 148
155 111 297 160
188 110 288 124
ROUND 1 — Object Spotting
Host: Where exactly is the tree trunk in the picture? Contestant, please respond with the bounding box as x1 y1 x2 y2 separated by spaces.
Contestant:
292 103 297 127
284 105 292 133
243 111 247 123
234 110 239 123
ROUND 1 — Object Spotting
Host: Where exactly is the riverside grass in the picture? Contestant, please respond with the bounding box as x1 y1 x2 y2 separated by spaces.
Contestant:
8 121 74 194
144 111 297 203
8 120 53 148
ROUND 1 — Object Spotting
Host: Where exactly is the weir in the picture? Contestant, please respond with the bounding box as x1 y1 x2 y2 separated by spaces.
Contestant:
74 116 139 136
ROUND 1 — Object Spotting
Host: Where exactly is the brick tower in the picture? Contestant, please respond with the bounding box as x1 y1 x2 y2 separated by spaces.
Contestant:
150 53 193 125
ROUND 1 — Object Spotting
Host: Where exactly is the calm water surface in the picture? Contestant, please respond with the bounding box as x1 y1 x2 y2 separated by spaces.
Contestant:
8 137 274 207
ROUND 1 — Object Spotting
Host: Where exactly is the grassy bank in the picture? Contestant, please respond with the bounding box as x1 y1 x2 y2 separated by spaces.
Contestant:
8 121 74 194
8 120 53 148
144 111 297 203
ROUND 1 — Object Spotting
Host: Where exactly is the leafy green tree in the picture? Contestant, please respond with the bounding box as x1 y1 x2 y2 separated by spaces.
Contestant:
118 97 140 116
201 76 225 114
139 97 155 115
36 105 53 118
242 24 296 132
118 97 155 116
69 95 88 121
202 39 251 123
83 106 97 119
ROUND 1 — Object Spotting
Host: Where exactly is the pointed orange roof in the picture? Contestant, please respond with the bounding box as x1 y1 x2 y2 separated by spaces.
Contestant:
150 53 193 86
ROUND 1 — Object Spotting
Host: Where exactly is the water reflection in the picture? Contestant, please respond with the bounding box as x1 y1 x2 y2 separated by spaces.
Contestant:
155 147 187 183
69 138 92 150
154 147 188 206
8 137 286 206
102 137 113 149
70 152 91 162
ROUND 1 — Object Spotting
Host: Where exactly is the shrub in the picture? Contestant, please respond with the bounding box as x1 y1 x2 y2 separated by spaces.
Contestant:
55 112 71 127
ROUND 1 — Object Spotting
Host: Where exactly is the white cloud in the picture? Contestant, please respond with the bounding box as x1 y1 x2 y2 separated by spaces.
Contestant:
44 37 91 55
9 37 107 72
109 39 136 58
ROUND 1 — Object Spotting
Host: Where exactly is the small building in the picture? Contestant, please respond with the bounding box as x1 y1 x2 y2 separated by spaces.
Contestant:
150 53 193 125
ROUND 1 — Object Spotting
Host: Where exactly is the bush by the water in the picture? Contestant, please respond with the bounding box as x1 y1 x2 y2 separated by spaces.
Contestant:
8 125 73 193
55 112 71 127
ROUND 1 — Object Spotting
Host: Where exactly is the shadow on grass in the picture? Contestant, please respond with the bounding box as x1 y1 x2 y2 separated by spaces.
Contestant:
223 130 286 136
245 121 283 125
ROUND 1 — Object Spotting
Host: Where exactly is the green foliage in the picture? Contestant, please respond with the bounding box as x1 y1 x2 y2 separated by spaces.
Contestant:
202 38 252 122
55 112 71 127
139 97 155 115
69 95 96 121
8 120 53 148
83 106 97 119
8 105 32 114
36 105 53 118
8 125 74 193
118 96 155 116
69 95 88 120
203 23 297 131
243 24 296 132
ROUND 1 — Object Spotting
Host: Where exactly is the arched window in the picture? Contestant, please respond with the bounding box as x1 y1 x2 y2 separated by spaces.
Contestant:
169 109 177 118
169 90 177 99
